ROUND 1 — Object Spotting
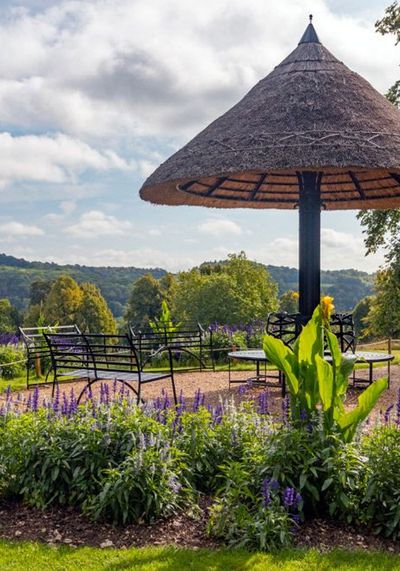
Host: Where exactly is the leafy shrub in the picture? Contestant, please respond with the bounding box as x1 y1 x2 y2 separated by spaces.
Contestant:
86 444 189 524
211 328 248 363
208 461 302 550
0 346 25 379
361 427 400 538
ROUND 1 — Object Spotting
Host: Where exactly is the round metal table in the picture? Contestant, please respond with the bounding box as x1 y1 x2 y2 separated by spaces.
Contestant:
228 349 394 396
227 349 285 396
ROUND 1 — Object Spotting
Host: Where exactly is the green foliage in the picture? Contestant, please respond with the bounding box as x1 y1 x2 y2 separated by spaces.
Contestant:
77 282 116 334
279 290 299 313
172 253 278 325
263 304 387 441
0 346 25 379
149 300 181 342
86 445 188 525
361 427 400 538
125 273 165 328
43 275 83 325
0 298 20 333
376 1 400 44
208 462 296 550
365 268 400 338
352 296 373 341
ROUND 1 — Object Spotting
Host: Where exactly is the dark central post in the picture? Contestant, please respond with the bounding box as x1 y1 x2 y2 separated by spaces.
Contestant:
298 171 321 322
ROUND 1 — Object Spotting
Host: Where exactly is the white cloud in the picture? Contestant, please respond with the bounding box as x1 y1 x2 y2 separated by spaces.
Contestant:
0 132 131 187
248 228 384 271
0 221 44 240
198 218 243 237
65 210 133 239
0 0 396 143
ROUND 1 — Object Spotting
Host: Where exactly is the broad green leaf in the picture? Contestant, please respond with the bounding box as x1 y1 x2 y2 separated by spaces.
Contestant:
326 330 341 371
338 377 388 441
263 334 299 394
315 354 333 410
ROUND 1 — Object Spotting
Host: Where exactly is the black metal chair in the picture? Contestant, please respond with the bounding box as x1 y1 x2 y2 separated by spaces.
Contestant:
329 313 356 353
266 312 301 347
44 331 177 405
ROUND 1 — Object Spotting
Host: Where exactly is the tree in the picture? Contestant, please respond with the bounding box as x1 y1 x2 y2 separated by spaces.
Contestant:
76 283 116 334
125 274 164 328
364 268 400 338
29 279 53 306
279 290 299 313
0 299 21 333
357 2 400 253
43 275 83 325
172 252 279 325
352 296 373 341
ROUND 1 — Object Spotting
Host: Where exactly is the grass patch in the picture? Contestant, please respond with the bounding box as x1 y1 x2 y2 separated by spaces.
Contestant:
1 542 400 571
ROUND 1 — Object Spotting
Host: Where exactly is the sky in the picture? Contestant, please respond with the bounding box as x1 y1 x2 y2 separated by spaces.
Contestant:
0 0 397 272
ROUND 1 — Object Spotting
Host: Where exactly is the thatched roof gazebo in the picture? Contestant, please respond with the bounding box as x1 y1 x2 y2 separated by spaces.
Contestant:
140 16 400 320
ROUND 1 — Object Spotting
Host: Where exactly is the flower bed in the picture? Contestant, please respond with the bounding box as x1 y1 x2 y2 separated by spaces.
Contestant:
0 382 399 550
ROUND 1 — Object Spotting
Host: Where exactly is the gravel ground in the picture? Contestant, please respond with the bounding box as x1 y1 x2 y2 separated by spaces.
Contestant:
4 362 398 422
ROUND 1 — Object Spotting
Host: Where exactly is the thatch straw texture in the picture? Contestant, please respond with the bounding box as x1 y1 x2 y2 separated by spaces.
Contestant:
140 23 400 210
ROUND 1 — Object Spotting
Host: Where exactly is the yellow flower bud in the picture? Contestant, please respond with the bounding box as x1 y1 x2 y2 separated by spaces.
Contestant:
321 295 335 321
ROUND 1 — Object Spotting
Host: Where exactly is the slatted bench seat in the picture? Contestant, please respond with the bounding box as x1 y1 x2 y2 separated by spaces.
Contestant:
44 332 177 405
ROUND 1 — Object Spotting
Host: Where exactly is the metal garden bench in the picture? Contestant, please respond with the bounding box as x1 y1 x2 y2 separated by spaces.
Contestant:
44 332 177 405
129 321 214 371
19 324 81 388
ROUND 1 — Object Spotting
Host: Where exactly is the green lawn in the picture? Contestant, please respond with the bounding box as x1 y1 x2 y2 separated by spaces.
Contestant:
1 542 400 571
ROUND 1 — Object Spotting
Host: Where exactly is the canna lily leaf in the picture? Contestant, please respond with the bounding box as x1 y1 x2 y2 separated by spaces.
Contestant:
338 377 388 442
315 354 334 410
263 335 299 395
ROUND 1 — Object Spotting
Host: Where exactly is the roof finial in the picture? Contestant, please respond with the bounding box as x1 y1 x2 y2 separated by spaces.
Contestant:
299 15 321 44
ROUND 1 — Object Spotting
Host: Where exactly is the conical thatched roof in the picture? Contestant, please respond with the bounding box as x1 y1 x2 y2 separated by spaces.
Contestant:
140 20 400 210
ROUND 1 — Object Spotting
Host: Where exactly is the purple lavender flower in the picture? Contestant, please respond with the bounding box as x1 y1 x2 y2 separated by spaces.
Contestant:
283 487 302 509
396 389 400 426
238 384 247 397
61 392 69 415
384 404 394 424
281 395 290 424
32 386 40 413
69 388 77 415
53 384 60 413
193 388 203 412
262 478 271 506
258 391 269 415
212 404 223 425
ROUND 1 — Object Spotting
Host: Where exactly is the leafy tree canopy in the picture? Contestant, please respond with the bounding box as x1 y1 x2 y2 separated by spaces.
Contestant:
0 299 21 333
171 252 279 325
125 273 173 328
77 282 117 334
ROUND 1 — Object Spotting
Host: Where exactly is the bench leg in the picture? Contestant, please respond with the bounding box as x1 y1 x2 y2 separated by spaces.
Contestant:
170 374 178 406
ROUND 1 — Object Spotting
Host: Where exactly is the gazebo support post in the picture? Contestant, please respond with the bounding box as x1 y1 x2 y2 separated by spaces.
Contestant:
298 171 321 322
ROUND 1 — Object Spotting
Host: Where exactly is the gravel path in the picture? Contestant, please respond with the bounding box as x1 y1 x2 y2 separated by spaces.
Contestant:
3 362 398 422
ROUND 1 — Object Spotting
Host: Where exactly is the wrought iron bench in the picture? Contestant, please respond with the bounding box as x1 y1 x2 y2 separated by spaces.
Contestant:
129 321 214 371
19 324 81 388
44 332 177 405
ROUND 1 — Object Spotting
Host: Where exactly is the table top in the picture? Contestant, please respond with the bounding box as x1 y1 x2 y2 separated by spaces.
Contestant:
228 349 394 363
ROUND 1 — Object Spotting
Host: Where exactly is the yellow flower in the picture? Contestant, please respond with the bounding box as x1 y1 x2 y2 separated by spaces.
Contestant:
321 295 334 321
292 292 300 300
